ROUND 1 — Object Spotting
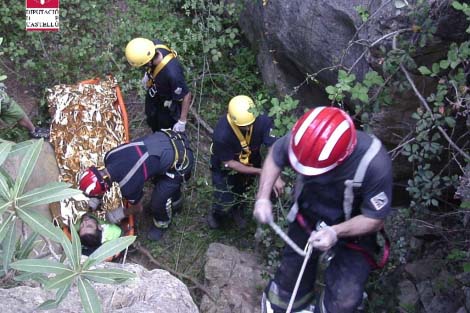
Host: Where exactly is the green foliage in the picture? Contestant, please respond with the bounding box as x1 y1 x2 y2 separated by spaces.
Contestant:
452 1 470 33
182 1 240 63
0 139 135 312
355 5 370 22
325 70 388 129
0 0 246 97
253 94 300 137
400 2 470 211
324 1 469 214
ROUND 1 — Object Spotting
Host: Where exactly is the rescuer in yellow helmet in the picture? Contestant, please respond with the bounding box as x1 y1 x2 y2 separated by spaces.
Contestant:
125 37 192 133
208 95 285 229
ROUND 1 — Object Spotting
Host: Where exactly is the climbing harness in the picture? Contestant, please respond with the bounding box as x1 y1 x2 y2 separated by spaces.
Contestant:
105 130 191 189
160 129 191 176
343 136 382 220
145 44 177 89
226 113 253 165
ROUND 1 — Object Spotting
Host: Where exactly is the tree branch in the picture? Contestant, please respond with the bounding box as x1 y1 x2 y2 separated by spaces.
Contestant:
392 35 470 161
190 106 213 135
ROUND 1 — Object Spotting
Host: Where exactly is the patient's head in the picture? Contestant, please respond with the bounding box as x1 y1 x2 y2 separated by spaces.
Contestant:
79 214 102 248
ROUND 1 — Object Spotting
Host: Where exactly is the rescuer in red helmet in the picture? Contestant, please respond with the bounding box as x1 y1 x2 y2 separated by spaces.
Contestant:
79 129 194 241
253 106 393 313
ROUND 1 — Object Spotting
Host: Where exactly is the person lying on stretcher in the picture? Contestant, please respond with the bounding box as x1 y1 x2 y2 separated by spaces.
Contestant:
78 213 122 255
76 197 124 255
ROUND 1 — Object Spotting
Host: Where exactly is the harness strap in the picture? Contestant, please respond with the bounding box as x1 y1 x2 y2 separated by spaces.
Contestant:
295 213 390 270
287 176 306 222
146 45 177 88
344 229 391 270
343 135 381 221
226 114 253 165
160 129 191 174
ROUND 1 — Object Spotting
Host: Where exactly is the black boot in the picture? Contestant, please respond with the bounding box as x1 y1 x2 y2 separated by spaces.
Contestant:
207 211 225 229
232 206 247 229
147 225 166 241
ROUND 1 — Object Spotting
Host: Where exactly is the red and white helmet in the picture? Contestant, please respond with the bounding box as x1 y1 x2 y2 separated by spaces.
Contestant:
288 106 357 176
78 166 109 197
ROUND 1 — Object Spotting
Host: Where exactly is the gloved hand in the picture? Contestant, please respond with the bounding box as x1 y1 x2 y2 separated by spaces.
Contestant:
141 73 150 89
253 199 273 224
173 120 187 132
105 206 126 224
308 226 338 251
88 197 101 211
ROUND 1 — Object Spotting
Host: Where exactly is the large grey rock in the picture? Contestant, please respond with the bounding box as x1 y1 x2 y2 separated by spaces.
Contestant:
426 294 461 313
398 279 419 309
239 0 467 104
238 0 467 155
417 280 435 312
0 262 198 313
404 259 442 281
200 243 268 313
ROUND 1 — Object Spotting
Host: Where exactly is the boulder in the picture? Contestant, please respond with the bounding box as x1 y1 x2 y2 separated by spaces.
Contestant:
200 243 268 313
239 0 467 103
398 279 419 309
0 262 199 313
237 0 468 153
404 259 442 281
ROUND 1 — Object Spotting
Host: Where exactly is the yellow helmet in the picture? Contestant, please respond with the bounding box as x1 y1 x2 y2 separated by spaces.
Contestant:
125 38 156 68
228 95 255 126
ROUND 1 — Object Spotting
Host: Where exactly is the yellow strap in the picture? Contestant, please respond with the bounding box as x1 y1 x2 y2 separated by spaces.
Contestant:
155 44 177 57
226 114 253 165
161 129 190 172
146 45 177 88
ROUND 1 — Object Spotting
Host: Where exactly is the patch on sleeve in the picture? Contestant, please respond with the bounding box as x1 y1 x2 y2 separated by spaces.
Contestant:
174 87 182 95
370 191 388 210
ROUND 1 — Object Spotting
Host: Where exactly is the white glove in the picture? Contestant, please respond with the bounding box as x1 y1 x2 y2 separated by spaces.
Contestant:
173 120 187 132
308 226 338 251
253 199 273 224
141 73 150 89
88 197 101 211
105 206 126 224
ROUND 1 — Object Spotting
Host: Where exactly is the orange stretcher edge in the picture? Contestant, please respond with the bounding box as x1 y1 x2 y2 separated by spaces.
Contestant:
61 76 134 261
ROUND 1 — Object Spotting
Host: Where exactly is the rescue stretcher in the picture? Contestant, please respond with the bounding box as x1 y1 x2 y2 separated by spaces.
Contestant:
47 76 134 260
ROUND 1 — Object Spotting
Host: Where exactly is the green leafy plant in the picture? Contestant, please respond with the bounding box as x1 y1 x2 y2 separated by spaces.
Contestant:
355 5 370 22
452 1 470 33
0 139 135 312
324 1 469 213
253 94 300 137
11 229 136 312
0 139 81 274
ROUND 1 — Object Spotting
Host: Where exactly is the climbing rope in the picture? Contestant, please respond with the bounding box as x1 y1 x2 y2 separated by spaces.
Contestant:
268 221 306 257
